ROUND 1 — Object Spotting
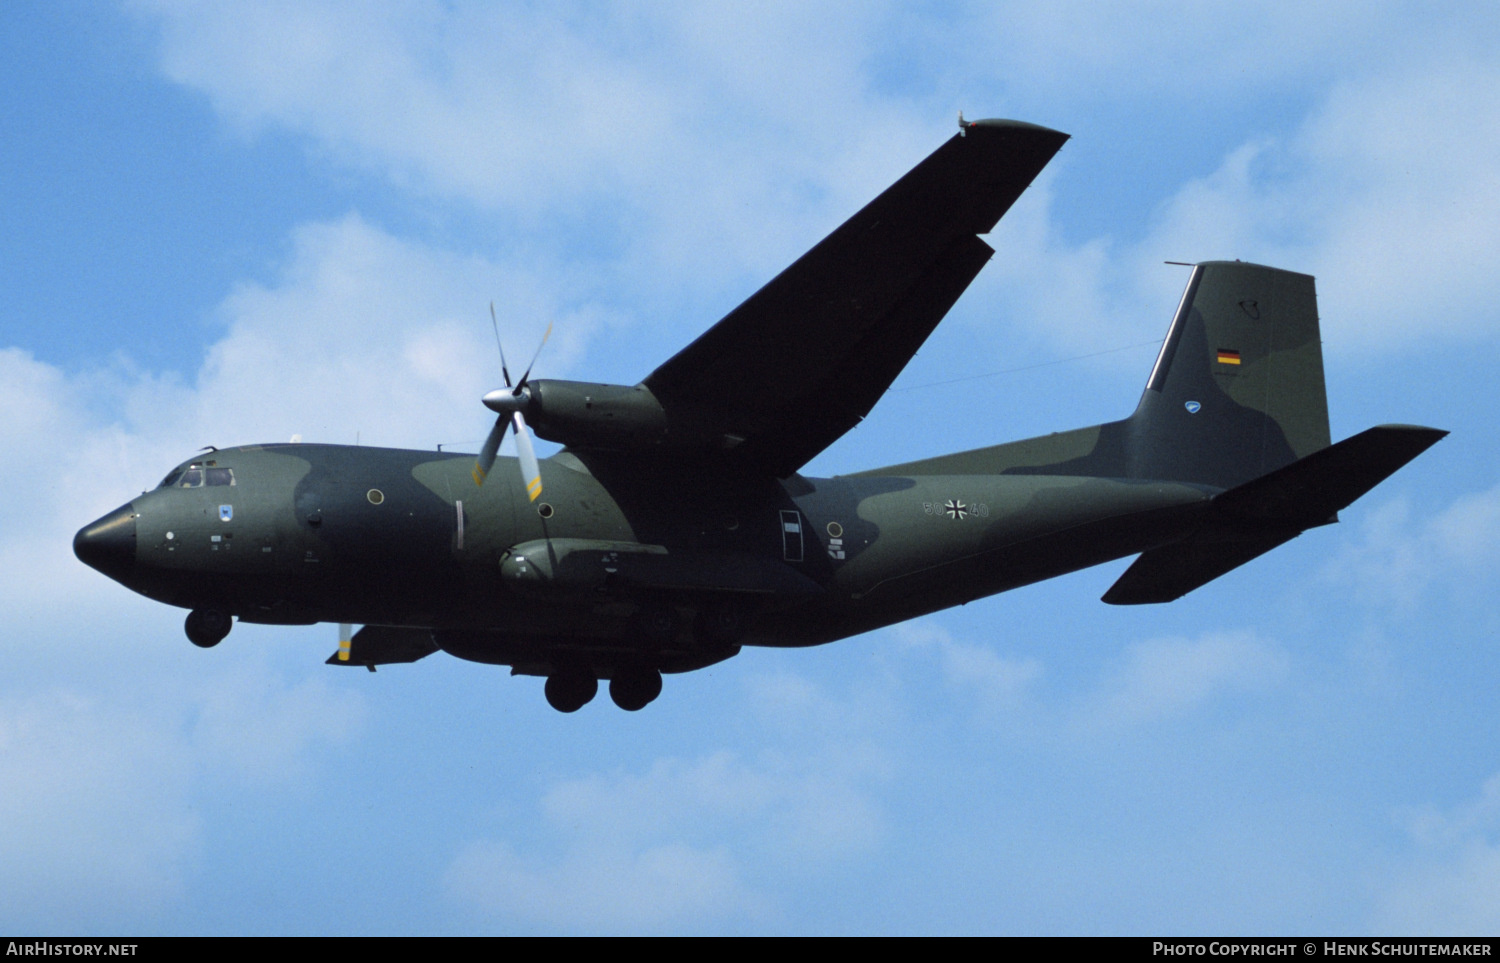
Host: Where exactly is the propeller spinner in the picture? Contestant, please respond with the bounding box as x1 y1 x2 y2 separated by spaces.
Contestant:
473 303 551 502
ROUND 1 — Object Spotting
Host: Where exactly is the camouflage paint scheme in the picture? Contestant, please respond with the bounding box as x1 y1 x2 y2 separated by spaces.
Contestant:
74 121 1444 710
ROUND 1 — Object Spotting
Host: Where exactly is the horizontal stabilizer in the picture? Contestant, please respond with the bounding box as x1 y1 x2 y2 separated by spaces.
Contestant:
326 625 439 669
1212 424 1448 528
1103 423 1446 605
1102 532 1297 605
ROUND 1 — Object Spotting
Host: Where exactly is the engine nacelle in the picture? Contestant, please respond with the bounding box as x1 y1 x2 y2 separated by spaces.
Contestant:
501 539 666 595
523 380 670 449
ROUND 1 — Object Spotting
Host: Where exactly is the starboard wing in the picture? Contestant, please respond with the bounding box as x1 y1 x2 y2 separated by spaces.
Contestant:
642 119 1070 477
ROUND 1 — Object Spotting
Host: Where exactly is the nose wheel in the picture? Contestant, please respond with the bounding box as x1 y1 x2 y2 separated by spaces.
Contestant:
184 608 233 648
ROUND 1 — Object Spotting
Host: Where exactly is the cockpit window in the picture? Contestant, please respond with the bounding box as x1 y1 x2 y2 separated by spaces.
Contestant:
156 462 235 489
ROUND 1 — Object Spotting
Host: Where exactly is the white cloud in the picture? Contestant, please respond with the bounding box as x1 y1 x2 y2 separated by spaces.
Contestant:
1376 773 1500 934
143 1 684 209
1155 58 1500 351
0 307 377 918
0 213 596 631
446 674 891 931
986 52 1500 356
447 836 764 932
187 667 367 787
890 622 1294 735
0 667 369 929
189 213 589 450
893 621 1043 714
1084 631 1289 728
1323 484 1500 613
970 1 1467 103
132 3 1500 361
0 691 199 926
134 0 933 300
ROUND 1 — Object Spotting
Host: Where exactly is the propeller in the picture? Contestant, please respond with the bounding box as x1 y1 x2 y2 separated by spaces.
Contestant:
472 302 551 502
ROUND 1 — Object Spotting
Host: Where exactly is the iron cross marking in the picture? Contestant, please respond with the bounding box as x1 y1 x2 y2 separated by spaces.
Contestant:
944 499 968 520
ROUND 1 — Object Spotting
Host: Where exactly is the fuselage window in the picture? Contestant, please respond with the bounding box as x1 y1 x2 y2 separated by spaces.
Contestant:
206 467 235 486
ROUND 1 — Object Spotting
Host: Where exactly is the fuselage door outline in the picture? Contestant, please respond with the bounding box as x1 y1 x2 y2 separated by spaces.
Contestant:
780 510 804 563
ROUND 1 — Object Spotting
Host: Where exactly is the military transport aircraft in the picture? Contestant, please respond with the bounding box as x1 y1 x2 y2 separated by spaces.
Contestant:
74 117 1445 713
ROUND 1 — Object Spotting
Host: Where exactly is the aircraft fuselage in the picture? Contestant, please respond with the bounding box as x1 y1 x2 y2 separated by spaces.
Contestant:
78 441 1214 675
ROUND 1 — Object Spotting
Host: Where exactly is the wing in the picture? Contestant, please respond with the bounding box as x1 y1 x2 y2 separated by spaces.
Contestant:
643 119 1070 477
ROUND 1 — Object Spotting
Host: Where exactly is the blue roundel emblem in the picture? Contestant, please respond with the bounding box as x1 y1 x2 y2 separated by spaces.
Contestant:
1185 401 1201 414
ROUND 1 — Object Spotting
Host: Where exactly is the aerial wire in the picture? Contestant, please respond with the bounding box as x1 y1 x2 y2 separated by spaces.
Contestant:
890 338 1165 392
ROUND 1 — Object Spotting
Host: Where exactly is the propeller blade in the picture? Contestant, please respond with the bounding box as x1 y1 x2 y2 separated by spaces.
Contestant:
472 415 510 486
515 322 553 391
479 303 548 498
338 623 353 662
513 412 543 502
490 301 514 388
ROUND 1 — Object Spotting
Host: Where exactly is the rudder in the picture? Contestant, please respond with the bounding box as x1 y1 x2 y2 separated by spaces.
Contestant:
1127 261 1330 490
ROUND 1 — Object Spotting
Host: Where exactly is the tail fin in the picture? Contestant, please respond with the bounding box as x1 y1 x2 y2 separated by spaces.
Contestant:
858 261 1337 487
1127 261 1330 489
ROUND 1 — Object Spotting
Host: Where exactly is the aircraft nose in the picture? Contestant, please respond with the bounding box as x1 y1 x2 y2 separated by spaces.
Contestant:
73 503 138 580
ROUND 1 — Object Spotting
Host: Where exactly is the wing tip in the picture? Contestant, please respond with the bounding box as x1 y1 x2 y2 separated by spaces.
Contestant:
960 118 1071 148
965 117 1067 136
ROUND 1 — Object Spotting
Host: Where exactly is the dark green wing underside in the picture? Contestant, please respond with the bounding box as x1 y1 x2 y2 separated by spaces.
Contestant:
644 120 1070 477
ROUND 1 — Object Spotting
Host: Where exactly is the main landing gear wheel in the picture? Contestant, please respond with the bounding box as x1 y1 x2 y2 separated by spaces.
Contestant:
609 666 663 712
544 671 598 713
184 608 232 648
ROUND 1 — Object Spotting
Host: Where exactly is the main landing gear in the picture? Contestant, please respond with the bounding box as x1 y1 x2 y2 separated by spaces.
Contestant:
538 600 674 712
185 608 232 648
538 601 744 712
543 670 598 713
609 666 663 712
542 666 664 713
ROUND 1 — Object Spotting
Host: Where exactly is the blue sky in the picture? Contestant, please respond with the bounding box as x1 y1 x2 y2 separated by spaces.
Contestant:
4 0 1500 935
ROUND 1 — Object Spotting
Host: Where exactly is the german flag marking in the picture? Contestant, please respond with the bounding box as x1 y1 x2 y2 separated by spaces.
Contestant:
1216 349 1241 365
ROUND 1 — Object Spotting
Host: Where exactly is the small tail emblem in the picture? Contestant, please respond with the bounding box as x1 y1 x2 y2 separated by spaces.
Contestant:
1185 401 1202 414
